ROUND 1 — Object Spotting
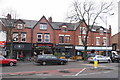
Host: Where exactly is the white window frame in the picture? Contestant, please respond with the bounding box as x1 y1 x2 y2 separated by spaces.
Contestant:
100 28 103 35
65 35 70 43
37 34 42 42
96 37 100 45
17 24 22 29
44 34 50 43
62 26 67 32
40 23 47 30
78 36 83 45
80 27 86 34
13 33 18 42
21 33 26 42
59 35 64 44
103 37 107 46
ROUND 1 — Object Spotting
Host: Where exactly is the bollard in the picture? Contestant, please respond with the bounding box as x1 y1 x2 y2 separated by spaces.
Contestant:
94 58 98 68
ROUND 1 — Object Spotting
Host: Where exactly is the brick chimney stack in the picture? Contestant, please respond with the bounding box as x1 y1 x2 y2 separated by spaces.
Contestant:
48 17 52 23
6 13 11 20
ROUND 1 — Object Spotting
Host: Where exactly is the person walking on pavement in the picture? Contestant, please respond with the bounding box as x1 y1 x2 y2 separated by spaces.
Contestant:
19 54 23 61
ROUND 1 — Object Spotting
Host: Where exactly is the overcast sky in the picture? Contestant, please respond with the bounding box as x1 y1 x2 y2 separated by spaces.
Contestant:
0 0 119 36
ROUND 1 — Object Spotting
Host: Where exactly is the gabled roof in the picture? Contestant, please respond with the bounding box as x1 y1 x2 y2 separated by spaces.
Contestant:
0 18 37 28
50 22 80 30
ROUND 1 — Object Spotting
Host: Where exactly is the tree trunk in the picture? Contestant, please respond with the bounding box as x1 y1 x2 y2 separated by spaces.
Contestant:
83 46 88 61
9 42 13 58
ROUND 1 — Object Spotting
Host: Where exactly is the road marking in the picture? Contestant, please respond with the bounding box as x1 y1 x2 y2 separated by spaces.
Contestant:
74 68 86 76
79 71 111 76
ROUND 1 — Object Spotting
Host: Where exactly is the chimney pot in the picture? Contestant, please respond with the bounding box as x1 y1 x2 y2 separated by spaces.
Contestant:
48 17 52 23
6 13 11 20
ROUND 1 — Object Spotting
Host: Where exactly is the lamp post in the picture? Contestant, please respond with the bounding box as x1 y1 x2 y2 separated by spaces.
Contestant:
105 13 114 56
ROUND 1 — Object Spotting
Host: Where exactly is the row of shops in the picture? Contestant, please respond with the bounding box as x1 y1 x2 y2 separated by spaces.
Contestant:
3 42 113 60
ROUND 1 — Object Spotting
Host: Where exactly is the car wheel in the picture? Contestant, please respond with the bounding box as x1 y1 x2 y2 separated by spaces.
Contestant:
60 61 65 65
117 59 120 63
42 61 47 65
9 62 14 66
107 60 111 63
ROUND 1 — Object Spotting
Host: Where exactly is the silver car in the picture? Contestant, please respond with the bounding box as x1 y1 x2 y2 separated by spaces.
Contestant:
88 55 111 63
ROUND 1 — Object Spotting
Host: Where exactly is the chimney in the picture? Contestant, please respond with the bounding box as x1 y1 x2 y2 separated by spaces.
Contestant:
6 13 11 20
48 17 52 23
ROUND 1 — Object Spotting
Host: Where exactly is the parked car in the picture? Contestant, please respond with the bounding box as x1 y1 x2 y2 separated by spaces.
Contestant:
35 55 68 65
88 55 111 63
110 51 120 63
0 55 17 66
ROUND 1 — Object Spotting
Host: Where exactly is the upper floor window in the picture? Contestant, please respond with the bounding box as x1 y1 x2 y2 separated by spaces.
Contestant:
100 28 103 35
62 26 67 32
13 33 18 42
21 33 26 42
65 35 70 43
59 35 64 43
103 37 107 46
96 37 100 45
17 24 22 29
40 23 47 30
37 33 42 42
44 34 50 43
78 36 83 45
80 27 86 34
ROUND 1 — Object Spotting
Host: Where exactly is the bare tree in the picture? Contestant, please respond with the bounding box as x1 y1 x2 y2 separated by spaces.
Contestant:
67 0 114 61
2 9 19 58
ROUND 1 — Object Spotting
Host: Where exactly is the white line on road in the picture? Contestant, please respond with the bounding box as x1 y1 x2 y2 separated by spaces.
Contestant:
74 68 86 76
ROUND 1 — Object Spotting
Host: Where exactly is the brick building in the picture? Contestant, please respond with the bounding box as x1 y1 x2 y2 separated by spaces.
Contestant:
0 14 112 59
0 14 37 59
112 32 120 55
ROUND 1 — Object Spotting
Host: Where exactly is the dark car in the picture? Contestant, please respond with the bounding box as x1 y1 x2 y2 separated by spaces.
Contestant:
111 55 120 63
0 55 17 66
110 51 120 63
35 55 68 65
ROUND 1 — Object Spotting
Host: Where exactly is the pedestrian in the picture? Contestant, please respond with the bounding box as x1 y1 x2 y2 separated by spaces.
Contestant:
19 54 23 61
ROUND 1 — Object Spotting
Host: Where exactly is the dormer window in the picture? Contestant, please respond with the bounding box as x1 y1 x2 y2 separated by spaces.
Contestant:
62 26 67 32
17 24 22 29
100 28 103 35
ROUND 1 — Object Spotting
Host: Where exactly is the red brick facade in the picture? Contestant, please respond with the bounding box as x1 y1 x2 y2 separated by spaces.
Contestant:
0 15 112 58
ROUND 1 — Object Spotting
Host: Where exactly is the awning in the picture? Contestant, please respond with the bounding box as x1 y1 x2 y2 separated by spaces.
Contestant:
75 46 112 51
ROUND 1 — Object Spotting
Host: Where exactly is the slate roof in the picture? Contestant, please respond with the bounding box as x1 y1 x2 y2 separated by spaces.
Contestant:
0 18 37 28
0 17 109 33
50 22 80 30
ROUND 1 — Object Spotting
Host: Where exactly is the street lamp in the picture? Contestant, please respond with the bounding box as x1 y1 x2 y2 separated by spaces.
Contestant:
106 13 114 56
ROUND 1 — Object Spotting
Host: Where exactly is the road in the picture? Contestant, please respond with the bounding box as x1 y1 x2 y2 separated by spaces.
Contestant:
0 61 119 79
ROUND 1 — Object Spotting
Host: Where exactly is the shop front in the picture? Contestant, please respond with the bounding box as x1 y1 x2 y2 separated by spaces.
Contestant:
6 43 32 60
75 46 112 56
33 43 53 55
55 44 74 58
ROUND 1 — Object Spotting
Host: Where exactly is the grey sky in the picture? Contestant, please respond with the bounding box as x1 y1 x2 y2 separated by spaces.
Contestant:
0 0 118 36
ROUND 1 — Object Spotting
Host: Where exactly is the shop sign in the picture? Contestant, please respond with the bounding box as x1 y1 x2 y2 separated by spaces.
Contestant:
65 46 73 48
